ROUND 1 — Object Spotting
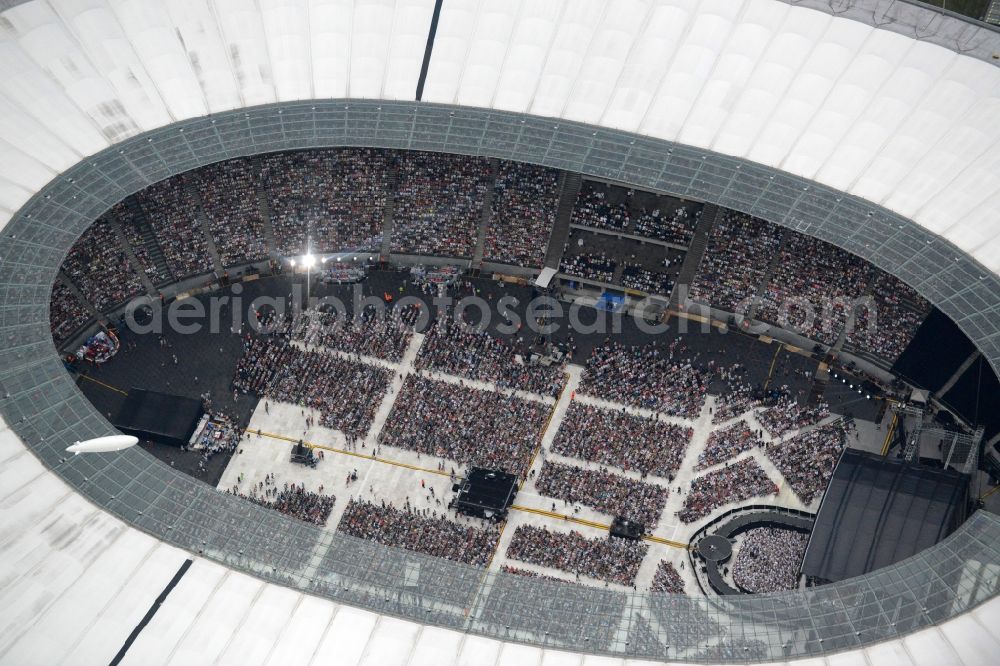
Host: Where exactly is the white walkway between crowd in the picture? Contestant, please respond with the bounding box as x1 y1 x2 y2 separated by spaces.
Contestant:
219 342 852 597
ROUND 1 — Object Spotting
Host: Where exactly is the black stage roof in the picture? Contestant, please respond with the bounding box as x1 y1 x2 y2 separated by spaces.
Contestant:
114 388 204 447
801 449 969 584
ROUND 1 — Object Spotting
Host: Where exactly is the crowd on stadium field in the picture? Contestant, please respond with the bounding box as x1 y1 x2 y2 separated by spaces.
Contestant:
757 390 829 438
415 314 566 397
499 565 565 582
551 402 691 479
485 162 559 267
571 182 630 231
696 421 764 470
49 281 92 342
191 158 268 266
732 527 809 593
757 233 871 345
379 376 549 476
233 334 390 439
689 211 783 312
61 217 145 311
391 152 490 257
620 264 674 295
846 269 930 362
679 458 778 523
135 175 214 278
506 525 648 586
579 340 709 417
294 304 418 362
650 560 686 594
337 498 499 566
534 461 667 527
711 363 759 423
764 421 849 504
262 148 389 254
632 205 700 246
229 478 336 526
560 251 616 283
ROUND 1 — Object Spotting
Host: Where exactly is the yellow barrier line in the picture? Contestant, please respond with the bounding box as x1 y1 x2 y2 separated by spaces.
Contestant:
881 412 898 457
249 429 690 548
79 374 129 396
509 504 687 549
980 484 1000 501
644 535 689 549
246 428 452 478
762 344 783 393
510 503 609 530
519 378 568 489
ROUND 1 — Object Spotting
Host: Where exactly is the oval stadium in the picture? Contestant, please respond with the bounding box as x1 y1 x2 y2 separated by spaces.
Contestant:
2 1 1000 664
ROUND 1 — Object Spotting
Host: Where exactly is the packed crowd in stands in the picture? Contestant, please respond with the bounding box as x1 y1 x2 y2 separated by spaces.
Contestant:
294 304 418 362
689 211 783 312
679 458 778 523
111 201 172 284
485 565 626 650
191 158 268 266
846 269 930 362
391 152 490 257
261 148 389 254
579 340 709 417
337 498 499 566
757 391 829 438
61 217 145 311
135 175 214 278
650 560 686 594
646 599 724 651
620 264 674 295
551 403 692 478
415 314 567 397
485 161 559 267
228 480 336 526
534 461 667 527
696 421 764 470
764 421 849 504
731 527 809 593
697 639 770 661
49 281 92 342
232 334 390 439
560 251 616 283
571 182 630 231
379 376 549 476
506 525 648 586
632 205 700 246
757 233 871 345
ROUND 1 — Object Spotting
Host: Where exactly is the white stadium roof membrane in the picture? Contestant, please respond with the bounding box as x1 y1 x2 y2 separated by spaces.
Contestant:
0 0 998 269
2 1 1000 664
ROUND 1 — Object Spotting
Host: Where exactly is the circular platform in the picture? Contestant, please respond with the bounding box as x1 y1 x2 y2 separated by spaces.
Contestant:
698 534 733 562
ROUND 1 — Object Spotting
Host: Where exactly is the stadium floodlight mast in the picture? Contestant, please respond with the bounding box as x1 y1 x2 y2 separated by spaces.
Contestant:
302 250 316 303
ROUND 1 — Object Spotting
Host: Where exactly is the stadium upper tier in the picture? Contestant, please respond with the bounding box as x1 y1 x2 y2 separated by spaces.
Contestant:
2 0 1000 664
0 0 998 270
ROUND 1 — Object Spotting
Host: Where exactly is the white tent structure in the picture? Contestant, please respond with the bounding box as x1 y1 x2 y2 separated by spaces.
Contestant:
1 1 999 664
